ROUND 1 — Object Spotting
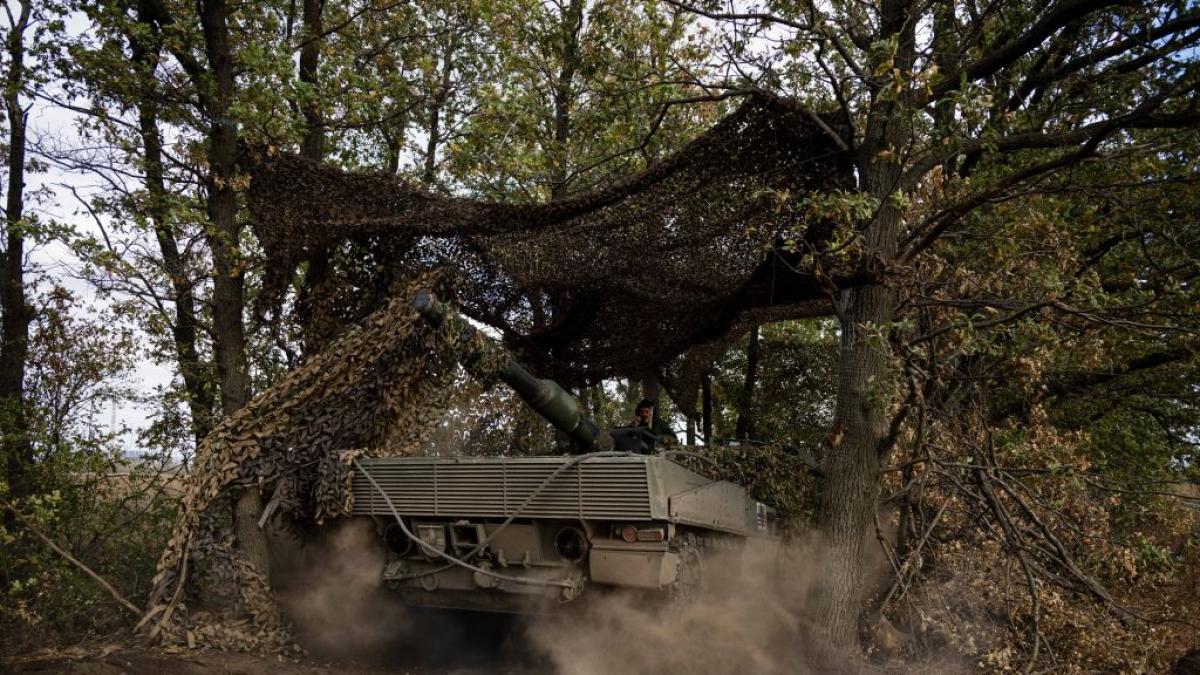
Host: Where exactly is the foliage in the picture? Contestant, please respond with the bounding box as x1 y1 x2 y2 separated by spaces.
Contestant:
448 0 719 198
707 319 836 450
1 288 174 655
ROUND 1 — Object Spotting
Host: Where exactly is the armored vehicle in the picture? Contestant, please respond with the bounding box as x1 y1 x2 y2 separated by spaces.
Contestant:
347 292 779 614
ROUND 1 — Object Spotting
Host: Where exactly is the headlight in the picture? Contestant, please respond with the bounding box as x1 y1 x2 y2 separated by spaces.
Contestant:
554 526 588 562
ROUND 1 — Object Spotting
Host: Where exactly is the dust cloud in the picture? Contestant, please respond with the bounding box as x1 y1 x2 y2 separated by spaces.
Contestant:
269 524 954 673
523 538 844 675
271 518 414 660
270 519 515 670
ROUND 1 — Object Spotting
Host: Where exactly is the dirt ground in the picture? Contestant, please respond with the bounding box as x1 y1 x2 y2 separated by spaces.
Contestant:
2 610 536 675
5 647 389 675
2 645 528 675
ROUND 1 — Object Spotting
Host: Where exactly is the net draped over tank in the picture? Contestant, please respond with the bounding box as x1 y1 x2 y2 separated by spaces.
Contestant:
246 92 853 397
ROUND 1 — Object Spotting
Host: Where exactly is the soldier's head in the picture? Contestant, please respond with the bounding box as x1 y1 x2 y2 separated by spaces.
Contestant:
634 399 655 425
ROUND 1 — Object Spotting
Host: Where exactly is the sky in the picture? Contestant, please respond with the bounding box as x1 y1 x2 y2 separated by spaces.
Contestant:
20 14 175 451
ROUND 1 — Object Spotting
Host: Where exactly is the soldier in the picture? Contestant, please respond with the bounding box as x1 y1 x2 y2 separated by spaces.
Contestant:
630 399 674 445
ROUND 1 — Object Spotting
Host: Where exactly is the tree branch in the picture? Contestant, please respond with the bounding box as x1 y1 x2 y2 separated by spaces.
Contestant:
918 0 1129 105
4 500 143 617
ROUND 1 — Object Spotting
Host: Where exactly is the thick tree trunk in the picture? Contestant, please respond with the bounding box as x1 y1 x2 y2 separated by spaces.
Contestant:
1 2 33 511
810 0 913 652
813 282 895 647
130 16 215 449
812 149 905 653
735 325 760 439
700 370 712 444
198 0 268 581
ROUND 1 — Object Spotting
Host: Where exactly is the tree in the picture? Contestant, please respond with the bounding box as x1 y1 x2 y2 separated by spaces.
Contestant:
24 287 138 455
1 0 36 516
734 325 760 439
118 0 267 577
59 0 220 451
2 1 66 518
665 0 1200 652
710 320 835 449
449 0 719 199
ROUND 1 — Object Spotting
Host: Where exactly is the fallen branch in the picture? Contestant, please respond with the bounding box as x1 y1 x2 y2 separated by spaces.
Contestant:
3 500 143 618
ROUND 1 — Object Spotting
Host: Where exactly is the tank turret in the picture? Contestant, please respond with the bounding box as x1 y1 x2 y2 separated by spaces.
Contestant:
414 291 613 453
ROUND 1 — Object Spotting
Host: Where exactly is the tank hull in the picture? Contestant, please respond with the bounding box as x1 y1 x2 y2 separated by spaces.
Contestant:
350 454 778 614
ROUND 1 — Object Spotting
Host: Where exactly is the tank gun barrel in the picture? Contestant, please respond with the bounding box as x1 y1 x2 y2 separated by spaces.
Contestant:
414 291 612 453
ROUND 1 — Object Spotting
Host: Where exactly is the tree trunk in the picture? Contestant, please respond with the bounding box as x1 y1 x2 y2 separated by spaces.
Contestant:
199 0 249 416
735 325 760 439
813 281 895 648
198 0 268 581
641 373 663 432
422 37 456 188
130 13 215 449
383 122 405 175
641 374 660 404
298 0 325 161
700 370 712 444
549 0 583 199
812 118 906 657
1 1 33 512
810 0 913 651
296 0 334 355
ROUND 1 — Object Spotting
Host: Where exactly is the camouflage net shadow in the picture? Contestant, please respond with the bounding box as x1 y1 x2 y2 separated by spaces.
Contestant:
138 273 495 649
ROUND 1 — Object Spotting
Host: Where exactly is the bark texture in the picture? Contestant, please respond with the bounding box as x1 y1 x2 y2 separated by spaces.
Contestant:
1 1 33 507
197 0 268 580
811 0 913 648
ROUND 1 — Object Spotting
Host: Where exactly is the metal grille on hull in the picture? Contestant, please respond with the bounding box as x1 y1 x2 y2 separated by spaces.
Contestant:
350 457 653 520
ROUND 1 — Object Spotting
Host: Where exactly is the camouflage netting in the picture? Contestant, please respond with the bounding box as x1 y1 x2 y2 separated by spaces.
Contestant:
246 92 853 397
140 272 508 648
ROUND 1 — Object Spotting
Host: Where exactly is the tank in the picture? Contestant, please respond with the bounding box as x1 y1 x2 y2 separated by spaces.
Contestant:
346 292 780 613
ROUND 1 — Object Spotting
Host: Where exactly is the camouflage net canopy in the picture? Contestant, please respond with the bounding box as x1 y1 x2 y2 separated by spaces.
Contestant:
140 273 506 648
248 93 852 395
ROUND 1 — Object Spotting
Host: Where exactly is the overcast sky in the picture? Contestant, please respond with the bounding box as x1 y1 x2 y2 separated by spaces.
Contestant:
25 36 174 452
